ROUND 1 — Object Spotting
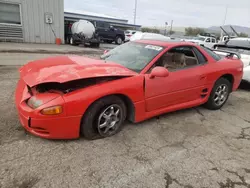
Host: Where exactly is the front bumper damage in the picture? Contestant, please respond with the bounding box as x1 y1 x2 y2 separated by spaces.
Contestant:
15 79 81 139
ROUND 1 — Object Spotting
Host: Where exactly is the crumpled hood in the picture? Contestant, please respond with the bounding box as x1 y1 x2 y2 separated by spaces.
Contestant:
20 55 137 87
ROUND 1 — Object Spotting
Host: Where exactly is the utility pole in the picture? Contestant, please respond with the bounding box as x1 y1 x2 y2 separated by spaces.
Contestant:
164 22 168 36
133 0 137 26
169 20 173 36
220 6 228 40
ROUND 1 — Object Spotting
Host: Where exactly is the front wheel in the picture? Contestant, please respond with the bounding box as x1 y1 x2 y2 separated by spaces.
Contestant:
81 96 127 140
115 36 123 45
204 78 232 110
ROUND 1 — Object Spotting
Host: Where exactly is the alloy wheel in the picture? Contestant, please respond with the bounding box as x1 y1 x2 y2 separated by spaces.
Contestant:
97 104 122 137
213 84 229 106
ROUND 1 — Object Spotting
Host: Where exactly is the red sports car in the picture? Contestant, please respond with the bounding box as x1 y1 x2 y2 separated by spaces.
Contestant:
15 40 243 140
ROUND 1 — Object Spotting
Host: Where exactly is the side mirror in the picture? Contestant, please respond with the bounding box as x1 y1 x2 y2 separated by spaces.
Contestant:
110 26 114 30
149 67 169 79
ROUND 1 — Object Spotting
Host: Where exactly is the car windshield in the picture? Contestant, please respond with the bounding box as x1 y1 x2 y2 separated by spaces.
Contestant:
100 42 164 73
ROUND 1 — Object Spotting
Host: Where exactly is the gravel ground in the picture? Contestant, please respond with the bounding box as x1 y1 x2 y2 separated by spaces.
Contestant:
0 53 250 188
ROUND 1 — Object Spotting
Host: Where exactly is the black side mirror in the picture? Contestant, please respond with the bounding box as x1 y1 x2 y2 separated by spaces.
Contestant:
110 26 114 30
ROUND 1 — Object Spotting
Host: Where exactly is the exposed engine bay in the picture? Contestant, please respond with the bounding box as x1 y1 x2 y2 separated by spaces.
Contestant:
34 76 125 94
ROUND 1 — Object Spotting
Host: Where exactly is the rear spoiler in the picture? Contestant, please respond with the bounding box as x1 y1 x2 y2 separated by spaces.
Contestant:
212 47 241 59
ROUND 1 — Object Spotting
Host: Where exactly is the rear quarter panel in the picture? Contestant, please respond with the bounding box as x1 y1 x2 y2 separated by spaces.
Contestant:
63 75 145 116
204 58 243 91
196 45 243 91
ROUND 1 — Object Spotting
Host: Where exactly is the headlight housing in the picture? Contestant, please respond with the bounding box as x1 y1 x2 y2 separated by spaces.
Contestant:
27 97 43 109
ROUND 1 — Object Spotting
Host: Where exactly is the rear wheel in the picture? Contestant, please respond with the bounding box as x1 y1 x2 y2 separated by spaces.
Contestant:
204 78 231 110
70 37 77 46
90 43 100 48
81 96 127 140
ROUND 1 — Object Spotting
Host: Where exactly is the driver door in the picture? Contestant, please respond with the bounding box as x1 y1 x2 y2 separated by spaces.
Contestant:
145 46 208 112
204 37 214 48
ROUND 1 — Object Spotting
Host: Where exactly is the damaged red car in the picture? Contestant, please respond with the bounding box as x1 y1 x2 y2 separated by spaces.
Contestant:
15 40 243 140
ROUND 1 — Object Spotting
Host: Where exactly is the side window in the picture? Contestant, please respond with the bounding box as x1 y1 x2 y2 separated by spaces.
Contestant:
132 32 136 34
200 46 222 61
104 23 110 29
96 21 105 28
205 38 211 42
192 47 207 64
149 46 199 72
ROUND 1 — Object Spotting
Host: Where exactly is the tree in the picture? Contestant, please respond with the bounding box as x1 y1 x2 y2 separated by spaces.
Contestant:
238 32 248 37
141 27 160 34
185 27 205 36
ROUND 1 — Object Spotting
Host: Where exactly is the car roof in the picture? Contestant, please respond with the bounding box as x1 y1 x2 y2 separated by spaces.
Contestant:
135 39 197 47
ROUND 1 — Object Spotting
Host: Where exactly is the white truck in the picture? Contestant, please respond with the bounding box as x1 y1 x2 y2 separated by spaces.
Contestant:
185 36 217 49
66 20 100 47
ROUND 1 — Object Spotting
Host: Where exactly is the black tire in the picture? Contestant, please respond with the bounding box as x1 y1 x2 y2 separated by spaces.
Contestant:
70 37 77 46
91 43 100 48
95 43 100 48
115 36 123 45
204 77 232 110
81 96 127 140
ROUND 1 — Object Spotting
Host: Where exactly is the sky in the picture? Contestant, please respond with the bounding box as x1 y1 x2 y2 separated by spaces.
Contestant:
64 0 250 28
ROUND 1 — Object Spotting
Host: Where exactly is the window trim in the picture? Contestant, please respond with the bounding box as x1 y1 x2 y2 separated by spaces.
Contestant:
0 2 22 26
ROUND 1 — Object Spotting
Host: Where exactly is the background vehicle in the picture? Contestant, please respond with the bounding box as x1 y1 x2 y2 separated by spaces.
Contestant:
129 32 171 41
125 30 141 42
95 21 125 44
185 36 217 48
214 39 250 83
66 20 100 47
15 40 243 140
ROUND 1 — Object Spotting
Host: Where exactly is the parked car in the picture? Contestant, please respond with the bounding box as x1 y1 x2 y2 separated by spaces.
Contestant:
15 40 243 140
130 32 171 41
125 30 141 42
213 39 250 83
95 21 125 44
185 36 217 49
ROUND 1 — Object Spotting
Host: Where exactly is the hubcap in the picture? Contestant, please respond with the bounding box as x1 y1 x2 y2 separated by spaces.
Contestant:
97 105 122 137
214 84 228 106
70 38 73 44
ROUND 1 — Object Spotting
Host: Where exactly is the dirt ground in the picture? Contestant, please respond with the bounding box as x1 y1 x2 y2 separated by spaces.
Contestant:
0 53 250 188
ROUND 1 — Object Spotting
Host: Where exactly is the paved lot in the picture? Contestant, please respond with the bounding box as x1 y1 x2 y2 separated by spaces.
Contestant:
0 53 250 188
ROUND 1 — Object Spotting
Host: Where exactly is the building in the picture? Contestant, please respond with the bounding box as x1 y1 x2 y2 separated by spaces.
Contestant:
0 1 141 44
0 0 64 43
64 9 141 31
